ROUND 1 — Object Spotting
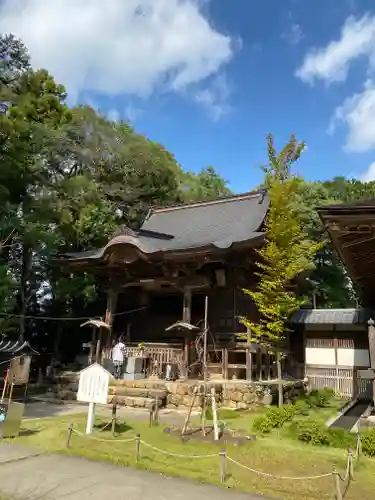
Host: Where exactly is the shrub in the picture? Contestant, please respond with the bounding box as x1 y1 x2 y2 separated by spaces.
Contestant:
295 419 331 446
294 399 310 416
362 428 375 457
306 389 335 408
253 416 273 434
293 419 357 449
326 428 357 450
253 404 298 433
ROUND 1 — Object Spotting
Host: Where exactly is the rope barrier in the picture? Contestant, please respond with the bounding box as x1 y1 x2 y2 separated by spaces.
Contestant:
71 428 134 443
225 456 333 480
66 423 362 493
139 440 217 459
0 305 147 322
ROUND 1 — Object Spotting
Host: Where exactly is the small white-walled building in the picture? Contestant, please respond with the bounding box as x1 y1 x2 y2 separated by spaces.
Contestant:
289 308 372 399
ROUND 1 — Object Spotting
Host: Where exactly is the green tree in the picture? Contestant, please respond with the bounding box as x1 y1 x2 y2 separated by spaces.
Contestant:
239 135 323 403
180 166 230 202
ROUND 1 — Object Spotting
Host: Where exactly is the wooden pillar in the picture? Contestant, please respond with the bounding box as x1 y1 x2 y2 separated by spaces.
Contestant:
223 348 228 380
333 335 339 395
246 348 252 381
367 318 375 405
256 348 262 381
104 289 118 354
182 287 192 379
89 327 96 365
96 328 102 363
182 287 192 323
105 289 118 327
276 350 283 407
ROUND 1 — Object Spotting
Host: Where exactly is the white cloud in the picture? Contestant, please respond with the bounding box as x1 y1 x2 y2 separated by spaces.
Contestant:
195 74 231 121
124 104 143 123
282 24 304 46
296 14 375 84
0 0 235 105
360 161 375 181
329 80 375 152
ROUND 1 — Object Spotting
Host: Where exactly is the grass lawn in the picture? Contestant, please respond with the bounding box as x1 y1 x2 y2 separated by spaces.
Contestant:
202 398 344 436
10 411 375 500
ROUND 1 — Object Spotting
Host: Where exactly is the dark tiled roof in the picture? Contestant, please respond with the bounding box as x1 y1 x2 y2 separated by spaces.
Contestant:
289 308 374 325
60 192 268 261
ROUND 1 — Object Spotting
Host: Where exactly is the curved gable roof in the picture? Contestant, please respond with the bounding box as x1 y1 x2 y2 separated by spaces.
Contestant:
58 191 268 264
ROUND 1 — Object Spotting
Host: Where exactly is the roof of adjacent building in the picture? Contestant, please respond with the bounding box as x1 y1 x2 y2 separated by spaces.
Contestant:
318 199 375 308
0 340 39 356
59 191 269 262
289 308 374 325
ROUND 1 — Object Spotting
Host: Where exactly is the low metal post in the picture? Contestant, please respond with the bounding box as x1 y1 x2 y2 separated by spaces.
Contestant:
135 433 141 462
149 409 153 428
66 423 73 449
219 450 226 483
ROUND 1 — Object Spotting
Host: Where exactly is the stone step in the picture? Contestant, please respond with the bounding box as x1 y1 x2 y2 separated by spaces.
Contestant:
108 386 167 400
107 395 162 410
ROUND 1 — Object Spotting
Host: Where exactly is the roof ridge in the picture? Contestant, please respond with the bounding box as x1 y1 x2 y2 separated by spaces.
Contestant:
150 190 266 215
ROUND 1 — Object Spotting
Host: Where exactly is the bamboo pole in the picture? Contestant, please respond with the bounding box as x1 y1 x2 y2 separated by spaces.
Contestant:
1 369 9 403
202 295 208 436
182 386 198 436
211 387 219 441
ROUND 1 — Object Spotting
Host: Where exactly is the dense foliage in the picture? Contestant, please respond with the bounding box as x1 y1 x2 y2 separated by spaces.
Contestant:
0 34 230 356
2 34 375 359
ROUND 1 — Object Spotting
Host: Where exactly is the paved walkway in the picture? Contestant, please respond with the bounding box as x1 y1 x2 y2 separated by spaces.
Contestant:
0 443 270 500
23 399 193 427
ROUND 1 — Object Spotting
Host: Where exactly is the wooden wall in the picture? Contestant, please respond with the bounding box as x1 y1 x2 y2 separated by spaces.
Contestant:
113 285 258 345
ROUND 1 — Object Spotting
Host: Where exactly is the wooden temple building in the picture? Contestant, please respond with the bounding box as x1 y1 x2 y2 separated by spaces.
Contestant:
315 200 375 403
58 191 287 382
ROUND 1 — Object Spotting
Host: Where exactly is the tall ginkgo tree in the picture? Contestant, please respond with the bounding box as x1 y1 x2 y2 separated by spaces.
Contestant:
240 134 324 405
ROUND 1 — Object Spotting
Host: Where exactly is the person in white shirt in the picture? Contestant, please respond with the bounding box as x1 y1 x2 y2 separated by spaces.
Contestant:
112 336 126 379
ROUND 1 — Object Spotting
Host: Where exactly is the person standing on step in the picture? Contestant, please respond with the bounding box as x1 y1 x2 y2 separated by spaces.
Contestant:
112 336 126 379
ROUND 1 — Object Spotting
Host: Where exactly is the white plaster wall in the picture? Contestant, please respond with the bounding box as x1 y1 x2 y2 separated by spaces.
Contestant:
337 348 370 367
305 347 335 366
305 347 370 367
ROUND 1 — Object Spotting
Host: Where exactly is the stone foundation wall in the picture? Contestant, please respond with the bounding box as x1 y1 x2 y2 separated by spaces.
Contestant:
161 380 306 409
52 371 306 409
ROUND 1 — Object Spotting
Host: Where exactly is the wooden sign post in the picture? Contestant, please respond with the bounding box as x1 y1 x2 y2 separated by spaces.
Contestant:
77 363 111 434
367 319 375 405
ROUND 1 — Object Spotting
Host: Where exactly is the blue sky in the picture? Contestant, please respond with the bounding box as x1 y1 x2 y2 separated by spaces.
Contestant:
2 0 375 192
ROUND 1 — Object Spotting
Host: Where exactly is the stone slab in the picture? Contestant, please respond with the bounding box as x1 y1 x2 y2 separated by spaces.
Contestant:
0 442 41 463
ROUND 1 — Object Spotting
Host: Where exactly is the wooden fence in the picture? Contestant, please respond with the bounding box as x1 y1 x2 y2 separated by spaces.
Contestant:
305 366 372 399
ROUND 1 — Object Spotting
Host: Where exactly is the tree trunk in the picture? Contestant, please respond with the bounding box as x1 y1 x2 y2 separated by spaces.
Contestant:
276 350 283 407
19 243 32 341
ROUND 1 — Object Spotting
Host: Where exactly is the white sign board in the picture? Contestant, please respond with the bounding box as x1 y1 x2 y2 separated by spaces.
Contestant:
77 363 111 405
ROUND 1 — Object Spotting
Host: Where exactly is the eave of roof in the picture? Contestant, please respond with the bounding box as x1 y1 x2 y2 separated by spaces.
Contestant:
289 308 374 325
318 199 375 308
0 340 39 355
